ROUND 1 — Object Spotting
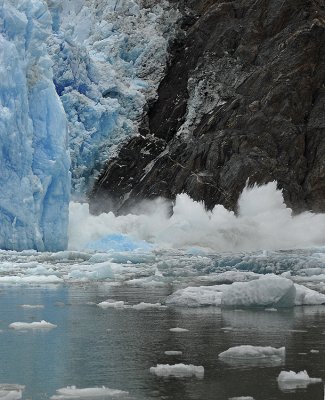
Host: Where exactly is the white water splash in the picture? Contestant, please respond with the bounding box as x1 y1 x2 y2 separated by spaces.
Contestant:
68 182 325 252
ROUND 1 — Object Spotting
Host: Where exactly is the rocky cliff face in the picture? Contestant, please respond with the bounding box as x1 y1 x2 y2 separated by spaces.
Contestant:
90 0 325 215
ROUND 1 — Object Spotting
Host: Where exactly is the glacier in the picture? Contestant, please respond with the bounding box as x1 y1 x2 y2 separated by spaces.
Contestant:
0 0 70 251
47 0 179 196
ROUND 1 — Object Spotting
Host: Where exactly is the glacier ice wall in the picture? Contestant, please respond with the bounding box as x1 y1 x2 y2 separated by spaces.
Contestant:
0 0 70 251
47 0 179 197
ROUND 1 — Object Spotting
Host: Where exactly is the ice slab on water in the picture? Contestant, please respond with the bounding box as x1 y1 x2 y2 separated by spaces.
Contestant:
219 346 285 367
167 276 325 308
9 320 57 330
221 276 296 308
169 327 189 332
229 397 254 400
277 370 322 391
0 384 24 400
150 364 204 378
164 351 183 355
50 386 129 399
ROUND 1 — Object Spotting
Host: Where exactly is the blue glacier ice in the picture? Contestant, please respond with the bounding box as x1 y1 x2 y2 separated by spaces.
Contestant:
47 0 179 197
0 0 70 251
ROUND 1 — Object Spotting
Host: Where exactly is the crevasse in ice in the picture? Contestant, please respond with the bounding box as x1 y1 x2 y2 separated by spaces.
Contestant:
0 0 70 251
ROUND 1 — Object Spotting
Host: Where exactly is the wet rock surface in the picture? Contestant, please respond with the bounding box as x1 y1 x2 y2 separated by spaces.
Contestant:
90 0 325 215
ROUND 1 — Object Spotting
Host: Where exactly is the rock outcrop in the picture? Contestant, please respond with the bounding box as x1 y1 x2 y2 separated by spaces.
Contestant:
90 0 325 215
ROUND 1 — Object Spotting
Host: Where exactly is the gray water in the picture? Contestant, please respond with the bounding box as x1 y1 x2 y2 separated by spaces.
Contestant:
0 283 324 400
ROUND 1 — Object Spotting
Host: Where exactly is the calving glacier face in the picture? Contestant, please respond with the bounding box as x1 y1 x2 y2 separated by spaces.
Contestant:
0 0 70 251
47 0 179 196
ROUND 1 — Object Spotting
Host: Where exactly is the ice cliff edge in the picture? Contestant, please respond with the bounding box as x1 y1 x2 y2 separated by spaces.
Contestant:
0 0 70 251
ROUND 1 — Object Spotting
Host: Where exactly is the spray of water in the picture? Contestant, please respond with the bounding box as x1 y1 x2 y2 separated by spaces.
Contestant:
68 182 325 252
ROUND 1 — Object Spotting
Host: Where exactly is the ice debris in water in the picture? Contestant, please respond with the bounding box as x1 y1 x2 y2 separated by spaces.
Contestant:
169 327 189 332
132 302 167 310
166 276 325 308
20 304 44 309
150 364 204 378
50 386 129 399
0 384 25 400
9 320 57 330
97 300 166 310
219 345 285 367
164 351 183 356
277 370 322 391
229 397 254 400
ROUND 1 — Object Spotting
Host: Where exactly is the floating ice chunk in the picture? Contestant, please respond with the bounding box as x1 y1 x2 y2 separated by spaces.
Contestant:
9 320 57 330
294 283 325 305
150 364 204 378
20 304 44 309
169 327 189 332
310 349 319 353
97 300 128 309
277 370 322 391
229 397 254 400
222 277 296 308
219 346 285 367
132 302 167 310
166 285 225 307
0 275 63 284
0 384 25 400
50 385 129 399
164 351 183 355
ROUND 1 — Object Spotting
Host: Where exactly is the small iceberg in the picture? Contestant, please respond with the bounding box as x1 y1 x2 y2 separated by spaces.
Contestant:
9 321 57 330
150 364 204 378
50 385 129 399
0 384 25 400
277 370 322 391
219 345 285 367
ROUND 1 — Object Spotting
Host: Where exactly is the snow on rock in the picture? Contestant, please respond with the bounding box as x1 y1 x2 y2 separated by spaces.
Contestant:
219 346 285 367
0 0 70 252
50 385 129 399
0 384 25 400
9 320 57 330
277 370 322 391
150 364 204 378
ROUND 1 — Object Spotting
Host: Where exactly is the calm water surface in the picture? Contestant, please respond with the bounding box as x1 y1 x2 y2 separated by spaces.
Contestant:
0 284 323 399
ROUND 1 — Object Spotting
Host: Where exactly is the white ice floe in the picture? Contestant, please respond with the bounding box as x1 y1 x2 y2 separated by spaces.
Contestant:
166 276 325 308
0 275 63 284
219 346 285 367
164 351 183 355
9 321 57 330
277 370 322 391
150 364 204 378
132 302 167 310
169 327 189 332
0 384 25 400
20 304 44 309
229 397 254 400
294 283 325 305
310 349 319 353
97 300 127 309
50 385 129 399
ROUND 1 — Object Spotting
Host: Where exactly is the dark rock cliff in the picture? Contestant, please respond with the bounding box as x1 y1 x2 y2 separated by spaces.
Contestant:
90 0 325 215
